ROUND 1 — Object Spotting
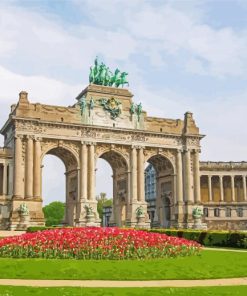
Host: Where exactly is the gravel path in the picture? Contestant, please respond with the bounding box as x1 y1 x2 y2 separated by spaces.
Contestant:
0 278 246 287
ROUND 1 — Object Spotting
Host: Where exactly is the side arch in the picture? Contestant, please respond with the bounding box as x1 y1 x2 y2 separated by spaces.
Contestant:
41 141 79 171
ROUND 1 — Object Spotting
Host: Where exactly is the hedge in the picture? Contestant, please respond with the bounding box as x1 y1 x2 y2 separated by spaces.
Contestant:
26 227 247 249
148 229 247 249
26 226 67 233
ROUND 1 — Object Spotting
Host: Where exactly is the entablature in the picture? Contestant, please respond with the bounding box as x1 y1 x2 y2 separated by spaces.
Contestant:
8 117 202 150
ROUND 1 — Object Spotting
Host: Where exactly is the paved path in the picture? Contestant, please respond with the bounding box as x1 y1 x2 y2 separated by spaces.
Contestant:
204 247 247 252
0 278 246 288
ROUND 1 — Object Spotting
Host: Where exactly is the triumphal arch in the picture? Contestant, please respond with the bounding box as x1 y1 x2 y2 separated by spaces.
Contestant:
0 59 246 230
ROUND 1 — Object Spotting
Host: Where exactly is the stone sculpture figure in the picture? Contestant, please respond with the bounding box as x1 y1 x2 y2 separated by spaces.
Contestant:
136 206 144 217
84 205 93 216
19 203 29 216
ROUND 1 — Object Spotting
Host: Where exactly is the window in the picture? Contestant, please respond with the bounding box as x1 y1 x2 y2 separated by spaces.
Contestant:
214 208 220 217
237 208 243 218
226 208 231 217
203 207 208 217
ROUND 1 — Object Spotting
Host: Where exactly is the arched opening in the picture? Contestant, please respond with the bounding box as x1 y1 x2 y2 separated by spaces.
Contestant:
41 146 78 226
42 155 65 225
145 154 174 228
96 158 113 226
96 150 128 227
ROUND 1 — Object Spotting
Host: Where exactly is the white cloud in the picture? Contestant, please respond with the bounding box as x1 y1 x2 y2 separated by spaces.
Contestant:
0 65 82 106
0 0 246 203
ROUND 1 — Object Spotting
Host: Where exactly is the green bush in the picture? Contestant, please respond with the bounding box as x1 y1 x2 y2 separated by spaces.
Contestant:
148 229 247 249
27 226 52 233
43 202 65 226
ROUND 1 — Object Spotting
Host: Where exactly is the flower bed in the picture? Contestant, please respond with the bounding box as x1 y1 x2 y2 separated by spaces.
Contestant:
0 228 201 260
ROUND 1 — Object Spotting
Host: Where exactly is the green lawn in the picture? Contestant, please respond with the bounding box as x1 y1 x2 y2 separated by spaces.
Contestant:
0 250 246 280
0 286 247 296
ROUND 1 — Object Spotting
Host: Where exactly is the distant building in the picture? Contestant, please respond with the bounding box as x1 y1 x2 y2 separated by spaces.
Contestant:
102 206 112 227
145 164 156 225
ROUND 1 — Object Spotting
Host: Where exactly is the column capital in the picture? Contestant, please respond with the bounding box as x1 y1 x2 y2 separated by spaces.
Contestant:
193 149 201 154
85 141 96 146
184 148 191 153
132 145 144 150
15 135 24 140
34 136 42 142
25 135 35 140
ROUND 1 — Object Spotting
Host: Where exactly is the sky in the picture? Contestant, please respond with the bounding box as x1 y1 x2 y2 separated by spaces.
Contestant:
0 0 246 204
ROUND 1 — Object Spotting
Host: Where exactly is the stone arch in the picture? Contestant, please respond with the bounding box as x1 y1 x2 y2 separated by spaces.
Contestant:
144 150 176 174
96 146 130 169
41 143 80 227
41 142 79 170
145 153 175 228
96 148 129 227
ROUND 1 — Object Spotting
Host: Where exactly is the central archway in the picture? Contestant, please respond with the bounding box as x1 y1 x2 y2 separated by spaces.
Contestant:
97 149 129 227
145 154 175 228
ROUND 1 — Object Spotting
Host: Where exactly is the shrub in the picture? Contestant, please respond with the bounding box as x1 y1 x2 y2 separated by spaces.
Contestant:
148 229 247 249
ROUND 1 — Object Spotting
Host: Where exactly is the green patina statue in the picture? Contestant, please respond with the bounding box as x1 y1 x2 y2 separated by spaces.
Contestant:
192 207 203 219
78 95 87 115
136 206 144 218
19 203 29 216
84 205 93 216
89 97 94 110
129 103 143 122
130 103 135 115
99 97 122 119
89 57 129 88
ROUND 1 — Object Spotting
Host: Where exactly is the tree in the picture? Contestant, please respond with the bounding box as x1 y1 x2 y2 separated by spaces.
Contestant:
96 192 112 221
43 201 65 226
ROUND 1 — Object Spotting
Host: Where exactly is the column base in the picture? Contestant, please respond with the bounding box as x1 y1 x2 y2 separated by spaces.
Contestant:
76 200 101 227
125 201 150 229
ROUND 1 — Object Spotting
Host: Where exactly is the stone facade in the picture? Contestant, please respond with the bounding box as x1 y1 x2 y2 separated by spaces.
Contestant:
0 84 245 230
200 162 247 230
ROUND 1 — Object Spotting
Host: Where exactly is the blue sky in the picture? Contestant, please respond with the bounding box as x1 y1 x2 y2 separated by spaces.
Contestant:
0 0 246 204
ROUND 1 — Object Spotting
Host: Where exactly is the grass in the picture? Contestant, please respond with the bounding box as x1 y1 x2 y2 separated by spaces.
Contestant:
0 286 247 296
0 250 246 280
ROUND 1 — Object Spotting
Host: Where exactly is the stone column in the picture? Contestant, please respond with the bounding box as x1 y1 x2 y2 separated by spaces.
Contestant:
184 149 192 202
8 163 14 196
3 163 8 195
131 146 137 202
231 175 235 202
80 142 88 201
33 138 41 199
219 176 224 202
25 137 34 199
137 147 145 202
13 136 23 198
243 175 247 201
65 172 69 225
208 175 212 202
193 150 201 203
176 149 183 203
88 143 95 201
